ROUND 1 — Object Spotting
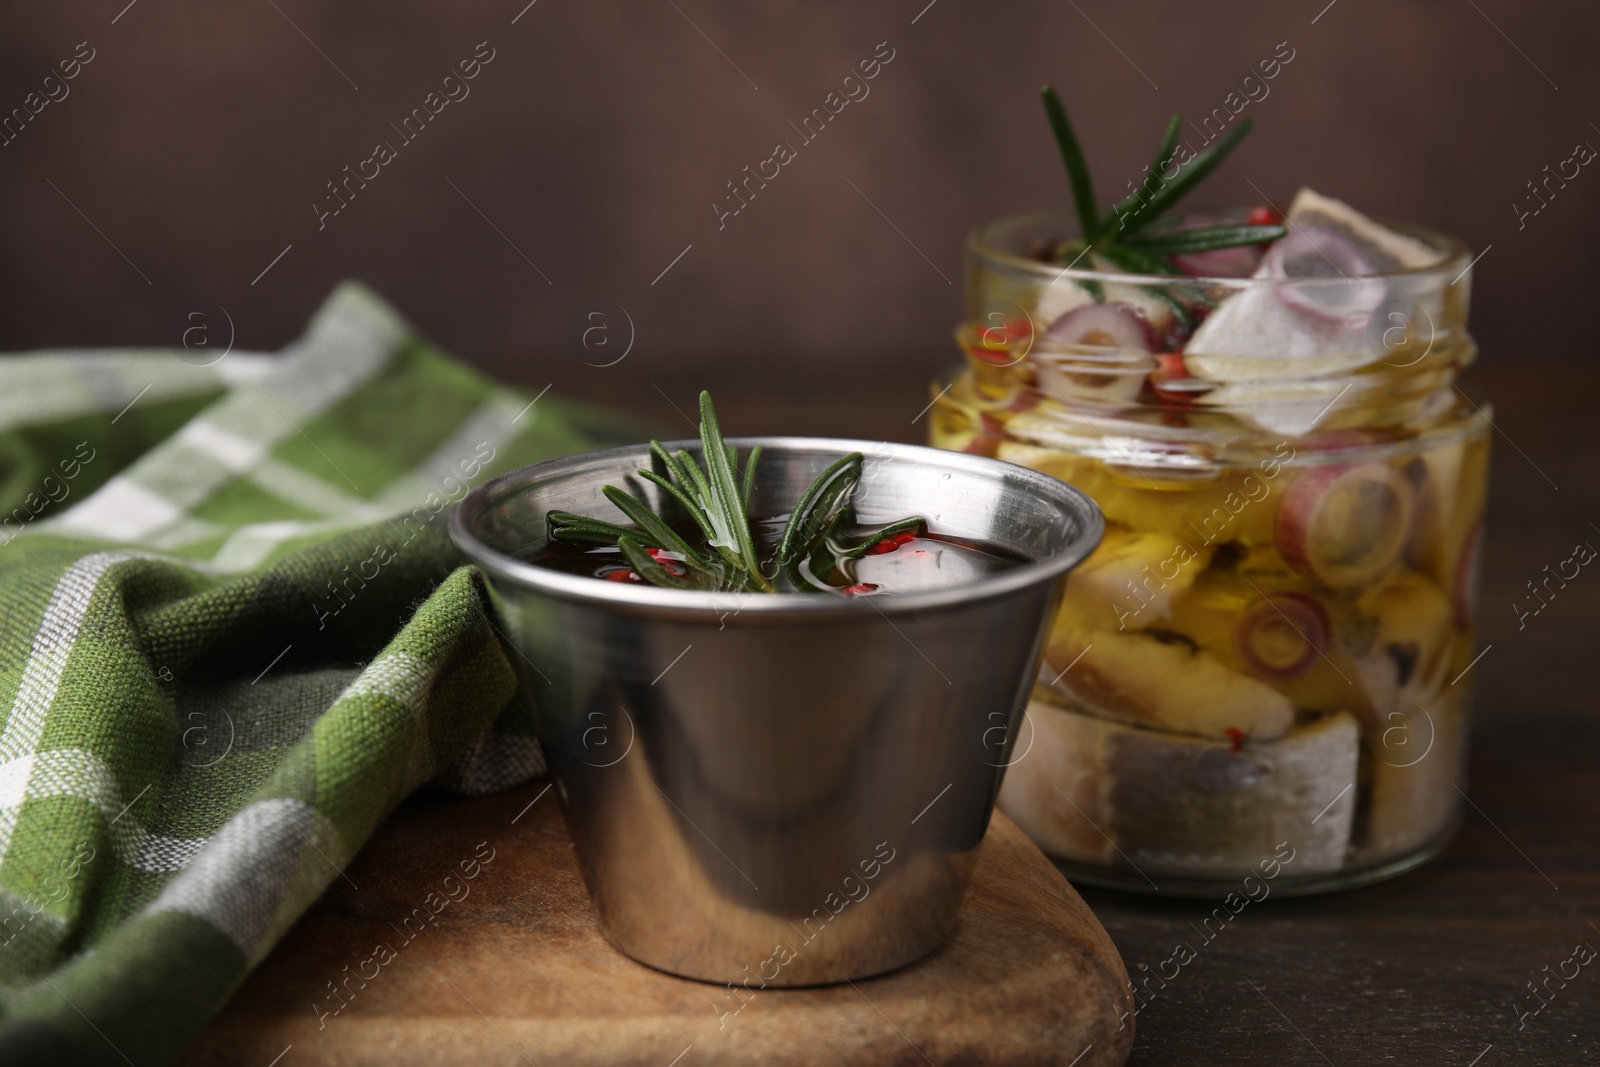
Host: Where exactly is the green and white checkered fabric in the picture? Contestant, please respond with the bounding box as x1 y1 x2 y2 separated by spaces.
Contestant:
0 283 635 1065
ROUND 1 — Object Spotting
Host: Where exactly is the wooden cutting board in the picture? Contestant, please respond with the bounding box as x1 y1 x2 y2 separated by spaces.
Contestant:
182 779 1135 1067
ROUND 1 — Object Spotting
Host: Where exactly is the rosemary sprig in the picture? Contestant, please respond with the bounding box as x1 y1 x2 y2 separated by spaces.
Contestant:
1042 87 1102 245
1124 223 1286 255
548 391 923 593
1040 85 1286 274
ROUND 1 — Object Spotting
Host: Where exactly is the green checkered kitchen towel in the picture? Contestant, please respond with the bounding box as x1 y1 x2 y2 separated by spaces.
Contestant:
0 282 636 1065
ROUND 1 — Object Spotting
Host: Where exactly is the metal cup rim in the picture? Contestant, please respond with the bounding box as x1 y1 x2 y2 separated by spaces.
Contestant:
450 435 1104 621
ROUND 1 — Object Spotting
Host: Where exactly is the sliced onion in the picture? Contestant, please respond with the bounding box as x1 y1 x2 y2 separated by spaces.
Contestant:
1261 226 1386 327
1172 244 1263 279
1275 462 1415 588
1032 303 1156 406
1236 592 1329 681
1043 303 1154 351
1159 209 1269 279
1032 359 1150 407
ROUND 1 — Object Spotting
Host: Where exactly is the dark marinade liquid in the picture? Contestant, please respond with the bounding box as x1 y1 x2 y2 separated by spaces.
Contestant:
530 516 1028 596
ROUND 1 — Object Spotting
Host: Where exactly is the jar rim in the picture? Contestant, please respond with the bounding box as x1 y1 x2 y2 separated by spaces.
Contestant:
968 208 1475 287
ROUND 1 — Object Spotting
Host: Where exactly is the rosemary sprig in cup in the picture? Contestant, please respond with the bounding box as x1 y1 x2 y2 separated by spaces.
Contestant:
547 391 923 593
1040 85 1286 273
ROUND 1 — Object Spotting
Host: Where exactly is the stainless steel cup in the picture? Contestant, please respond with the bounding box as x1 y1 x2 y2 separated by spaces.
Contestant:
451 437 1102 985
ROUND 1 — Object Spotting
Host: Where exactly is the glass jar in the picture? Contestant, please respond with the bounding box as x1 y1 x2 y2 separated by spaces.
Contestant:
933 210 1490 896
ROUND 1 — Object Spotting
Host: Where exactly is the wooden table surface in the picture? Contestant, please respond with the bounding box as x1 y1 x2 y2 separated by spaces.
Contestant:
546 362 1599 1066
189 793 1135 1067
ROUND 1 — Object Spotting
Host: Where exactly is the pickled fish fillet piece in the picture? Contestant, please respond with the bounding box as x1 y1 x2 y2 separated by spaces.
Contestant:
995 439 1280 547
1361 685 1466 862
1350 568 1455 717
1407 433 1490 610
1198 376 1364 437
1187 297 1381 365
1059 524 1213 631
997 700 1115 865
1282 188 1442 274
1185 187 1446 381
1044 616 1294 741
1000 700 1360 876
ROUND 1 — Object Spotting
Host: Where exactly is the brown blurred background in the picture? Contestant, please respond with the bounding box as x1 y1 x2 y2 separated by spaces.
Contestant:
0 0 1595 399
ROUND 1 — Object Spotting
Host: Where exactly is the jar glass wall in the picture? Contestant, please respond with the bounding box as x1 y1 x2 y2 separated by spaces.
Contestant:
932 210 1490 896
